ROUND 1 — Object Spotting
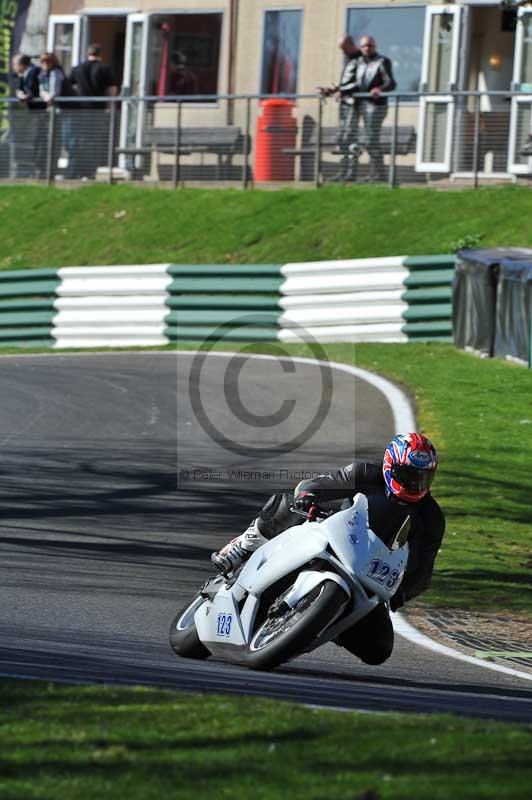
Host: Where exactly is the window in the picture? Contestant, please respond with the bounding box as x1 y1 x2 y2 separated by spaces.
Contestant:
521 13 532 87
261 10 302 94
148 13 222 98
47 16 81 76
347 6 426 94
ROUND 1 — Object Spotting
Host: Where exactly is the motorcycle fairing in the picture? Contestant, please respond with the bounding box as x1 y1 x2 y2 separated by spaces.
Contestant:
194 527 345 653
236 522 331 596
324 494 409 601
195 584 248 650
194 524 329 651
281 570 350 609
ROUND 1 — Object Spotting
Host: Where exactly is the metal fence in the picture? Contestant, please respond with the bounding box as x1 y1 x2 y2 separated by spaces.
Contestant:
0 91 531 188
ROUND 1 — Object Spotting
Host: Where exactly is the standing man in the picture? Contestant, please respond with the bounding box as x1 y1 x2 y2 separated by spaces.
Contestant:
318 35 361 182
69 44 118 179
353 36 396 182
11 54 43 177
12 54 41 106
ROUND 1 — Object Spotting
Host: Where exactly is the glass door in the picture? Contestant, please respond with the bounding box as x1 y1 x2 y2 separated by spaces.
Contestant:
119 14 149 166
508 9 532 175
416 5 462 172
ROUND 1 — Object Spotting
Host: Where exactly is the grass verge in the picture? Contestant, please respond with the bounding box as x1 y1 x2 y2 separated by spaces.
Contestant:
1 680 531 800
1 184 532 268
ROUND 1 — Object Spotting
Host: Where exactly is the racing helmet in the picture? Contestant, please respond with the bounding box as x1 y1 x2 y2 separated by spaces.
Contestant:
383 433 438 503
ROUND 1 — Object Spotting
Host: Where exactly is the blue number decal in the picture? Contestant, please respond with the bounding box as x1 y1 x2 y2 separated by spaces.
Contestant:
216 612 233 637
386 570 400 589
368 559 381 576
367 559 401 590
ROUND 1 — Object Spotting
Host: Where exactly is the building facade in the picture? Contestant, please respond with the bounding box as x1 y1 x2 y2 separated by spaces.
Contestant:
43 0 532 178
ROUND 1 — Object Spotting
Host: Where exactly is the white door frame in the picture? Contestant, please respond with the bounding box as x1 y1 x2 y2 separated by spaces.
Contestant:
119 13 150 168
47 15 82 68
78 9 132 61
416 5 463 173
508 8 532 175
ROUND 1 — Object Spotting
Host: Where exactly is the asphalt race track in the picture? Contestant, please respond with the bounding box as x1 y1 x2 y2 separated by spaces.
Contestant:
0 352 531 722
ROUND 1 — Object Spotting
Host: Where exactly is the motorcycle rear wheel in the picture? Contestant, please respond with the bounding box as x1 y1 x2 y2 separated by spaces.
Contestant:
169 595 210 659
245 579 348 671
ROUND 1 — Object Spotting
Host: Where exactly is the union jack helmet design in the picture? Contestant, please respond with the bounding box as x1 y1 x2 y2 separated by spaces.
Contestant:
383 433 438 503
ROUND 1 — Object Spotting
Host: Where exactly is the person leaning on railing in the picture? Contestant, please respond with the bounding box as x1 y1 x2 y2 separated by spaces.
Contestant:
10 54 43 178
318 34 361 183
11 53 41 107
34 52 74 179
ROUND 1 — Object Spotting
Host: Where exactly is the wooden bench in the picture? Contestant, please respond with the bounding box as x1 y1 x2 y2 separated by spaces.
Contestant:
285 116 417 180
115 126 251 180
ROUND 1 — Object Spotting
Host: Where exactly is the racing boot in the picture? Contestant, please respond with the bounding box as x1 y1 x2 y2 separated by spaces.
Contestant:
211 519 267 576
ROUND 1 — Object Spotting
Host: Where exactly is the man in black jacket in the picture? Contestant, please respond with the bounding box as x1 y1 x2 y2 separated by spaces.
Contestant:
68 43 118 179
353 36 396 182
212 433 445 666
319 35 361 182
12 54 41 106
11 54 42 177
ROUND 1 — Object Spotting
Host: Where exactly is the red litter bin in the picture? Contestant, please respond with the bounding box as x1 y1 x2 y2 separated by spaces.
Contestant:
254 99 298 181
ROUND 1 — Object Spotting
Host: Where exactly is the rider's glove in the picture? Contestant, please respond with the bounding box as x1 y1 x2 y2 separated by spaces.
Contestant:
389 590 406 612
294 491 318 512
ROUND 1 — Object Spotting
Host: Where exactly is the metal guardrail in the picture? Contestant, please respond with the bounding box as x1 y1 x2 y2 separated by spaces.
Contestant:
0 91 530 188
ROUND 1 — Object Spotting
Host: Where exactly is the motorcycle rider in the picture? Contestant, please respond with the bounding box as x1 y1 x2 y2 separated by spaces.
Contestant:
211 432 445 665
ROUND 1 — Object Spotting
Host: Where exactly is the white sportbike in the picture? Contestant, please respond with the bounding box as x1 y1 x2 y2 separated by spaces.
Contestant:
169 493 410 671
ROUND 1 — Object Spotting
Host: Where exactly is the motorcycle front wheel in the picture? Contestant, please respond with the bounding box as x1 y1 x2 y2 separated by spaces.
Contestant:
245 579 348 671
169 595 210 660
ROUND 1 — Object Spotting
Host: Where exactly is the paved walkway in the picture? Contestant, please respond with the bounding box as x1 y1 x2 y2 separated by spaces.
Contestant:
402 605 532 675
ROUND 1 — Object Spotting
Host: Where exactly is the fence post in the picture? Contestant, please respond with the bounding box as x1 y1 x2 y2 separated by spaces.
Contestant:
45 105 56 185
389 96 399 188
243 96 251 190
107 99 117 185
472 93 481 189
173 101 182 189
315 94 323 188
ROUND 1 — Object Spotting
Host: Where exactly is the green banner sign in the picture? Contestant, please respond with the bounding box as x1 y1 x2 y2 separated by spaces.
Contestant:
0 0 31 141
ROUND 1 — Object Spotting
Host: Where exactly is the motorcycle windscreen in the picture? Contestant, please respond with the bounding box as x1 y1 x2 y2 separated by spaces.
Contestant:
368 494 414 550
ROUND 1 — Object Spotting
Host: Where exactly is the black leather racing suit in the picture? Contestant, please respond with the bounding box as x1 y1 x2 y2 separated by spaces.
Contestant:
255 461 445 664
335 53 361 176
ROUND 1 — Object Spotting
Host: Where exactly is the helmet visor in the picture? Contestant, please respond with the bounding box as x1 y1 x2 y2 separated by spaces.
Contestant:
391 463 434 493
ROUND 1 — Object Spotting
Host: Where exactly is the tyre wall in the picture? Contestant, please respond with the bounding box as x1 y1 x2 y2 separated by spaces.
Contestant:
0 257 455 347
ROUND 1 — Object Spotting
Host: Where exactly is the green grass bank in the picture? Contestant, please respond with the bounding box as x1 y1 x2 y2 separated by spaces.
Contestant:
1 184 532 268
1 681 531 800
